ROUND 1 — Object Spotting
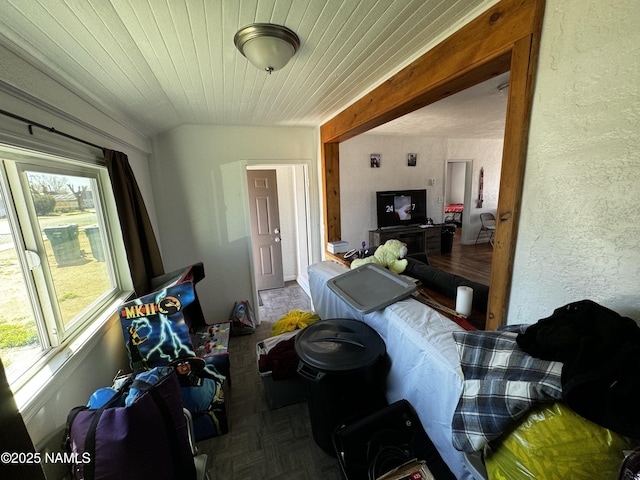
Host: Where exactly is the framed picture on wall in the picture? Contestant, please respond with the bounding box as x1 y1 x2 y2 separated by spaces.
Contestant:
407 153 417 166
370 153 381 168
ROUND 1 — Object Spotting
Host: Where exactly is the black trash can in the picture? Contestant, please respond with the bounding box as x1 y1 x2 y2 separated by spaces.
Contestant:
441 225 456 254
295 318 387 456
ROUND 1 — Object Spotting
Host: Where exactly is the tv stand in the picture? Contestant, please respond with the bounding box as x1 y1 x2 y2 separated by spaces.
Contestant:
369 225 448 256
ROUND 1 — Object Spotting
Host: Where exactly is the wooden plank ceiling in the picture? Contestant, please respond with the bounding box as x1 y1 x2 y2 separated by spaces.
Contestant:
0 0 502 137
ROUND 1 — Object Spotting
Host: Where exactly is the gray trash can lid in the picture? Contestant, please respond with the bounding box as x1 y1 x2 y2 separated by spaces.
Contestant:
295 318 385 373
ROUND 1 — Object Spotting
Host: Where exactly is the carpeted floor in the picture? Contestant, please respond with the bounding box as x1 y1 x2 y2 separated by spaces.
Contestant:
198 281 343 479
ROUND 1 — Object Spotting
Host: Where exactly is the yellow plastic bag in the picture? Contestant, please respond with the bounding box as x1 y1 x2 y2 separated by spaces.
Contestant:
484 402 636 480
270 310 319 337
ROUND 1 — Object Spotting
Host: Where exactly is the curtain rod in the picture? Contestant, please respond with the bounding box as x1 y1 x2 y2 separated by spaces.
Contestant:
0 108 105 153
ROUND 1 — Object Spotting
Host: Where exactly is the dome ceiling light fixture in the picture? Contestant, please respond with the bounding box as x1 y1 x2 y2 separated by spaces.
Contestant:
234 23 300 74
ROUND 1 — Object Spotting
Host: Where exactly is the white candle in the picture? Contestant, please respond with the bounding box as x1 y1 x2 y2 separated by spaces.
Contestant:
456 286 473 317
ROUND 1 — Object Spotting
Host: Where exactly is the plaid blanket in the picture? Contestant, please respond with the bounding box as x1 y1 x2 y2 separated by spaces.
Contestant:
451 329 563 453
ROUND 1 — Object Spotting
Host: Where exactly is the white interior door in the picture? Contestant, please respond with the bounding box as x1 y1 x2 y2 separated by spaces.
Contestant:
247 170 284 290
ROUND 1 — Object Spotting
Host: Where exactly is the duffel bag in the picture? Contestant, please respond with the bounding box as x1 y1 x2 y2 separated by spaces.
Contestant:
63 368 196 480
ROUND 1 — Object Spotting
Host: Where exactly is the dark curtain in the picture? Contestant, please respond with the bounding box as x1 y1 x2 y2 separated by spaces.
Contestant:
0 358 46 480
105 149 164 295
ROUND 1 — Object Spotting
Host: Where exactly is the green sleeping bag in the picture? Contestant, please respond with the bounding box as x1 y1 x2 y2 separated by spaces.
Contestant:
484 402 637 480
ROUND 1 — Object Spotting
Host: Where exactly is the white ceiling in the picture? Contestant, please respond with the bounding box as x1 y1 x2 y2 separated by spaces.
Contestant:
367 71 509 138
0 0 506 139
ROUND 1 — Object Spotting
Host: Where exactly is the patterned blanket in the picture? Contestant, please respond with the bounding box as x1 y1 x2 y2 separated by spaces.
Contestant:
451 329 563 453
445 203 464 213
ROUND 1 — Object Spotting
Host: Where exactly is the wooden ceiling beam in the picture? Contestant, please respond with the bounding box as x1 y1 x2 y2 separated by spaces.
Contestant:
319 0 546 329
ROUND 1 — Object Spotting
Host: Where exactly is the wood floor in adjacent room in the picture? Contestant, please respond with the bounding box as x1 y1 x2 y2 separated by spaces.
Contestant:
199 282 343 480
428 228 493 285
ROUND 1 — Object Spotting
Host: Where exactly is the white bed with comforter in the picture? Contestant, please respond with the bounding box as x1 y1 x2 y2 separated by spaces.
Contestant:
308 261 472 479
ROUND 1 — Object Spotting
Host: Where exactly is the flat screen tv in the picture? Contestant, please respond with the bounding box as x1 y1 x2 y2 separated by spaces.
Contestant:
376 189 427 229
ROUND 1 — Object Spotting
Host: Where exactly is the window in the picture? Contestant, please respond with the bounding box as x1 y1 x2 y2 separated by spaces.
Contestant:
0 145 132 389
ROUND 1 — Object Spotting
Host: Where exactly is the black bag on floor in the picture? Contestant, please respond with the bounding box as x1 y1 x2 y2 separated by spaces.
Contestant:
333 399 455 480
229 300 256 336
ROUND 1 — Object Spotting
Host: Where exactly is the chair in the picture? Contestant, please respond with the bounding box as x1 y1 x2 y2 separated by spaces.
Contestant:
475 213 496 246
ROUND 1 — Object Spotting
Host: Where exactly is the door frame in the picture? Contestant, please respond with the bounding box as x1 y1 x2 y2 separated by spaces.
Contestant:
319 0 546 329
246 169 285 291
245 161 313 297
444 159 474 244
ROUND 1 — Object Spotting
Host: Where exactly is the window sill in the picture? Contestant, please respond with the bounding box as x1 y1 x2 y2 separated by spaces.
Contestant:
15 291 133 422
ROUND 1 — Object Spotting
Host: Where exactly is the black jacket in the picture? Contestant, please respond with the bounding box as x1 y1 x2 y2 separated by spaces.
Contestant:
517 299 640 439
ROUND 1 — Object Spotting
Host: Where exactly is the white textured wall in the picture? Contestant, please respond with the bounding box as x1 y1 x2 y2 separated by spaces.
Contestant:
150 125 319 322
339 134 503 248
447 138 503 242
508 0 640 322
339 135 447 248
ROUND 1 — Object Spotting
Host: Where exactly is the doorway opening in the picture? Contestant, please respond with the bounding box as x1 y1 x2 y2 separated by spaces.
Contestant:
444 160 473 244
246 164 312 300
320 0 544 328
